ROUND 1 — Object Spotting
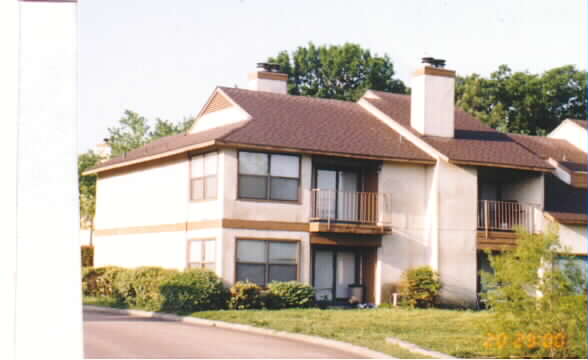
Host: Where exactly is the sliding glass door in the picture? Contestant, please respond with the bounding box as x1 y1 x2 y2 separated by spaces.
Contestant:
313 248 358 302
315 169 359 222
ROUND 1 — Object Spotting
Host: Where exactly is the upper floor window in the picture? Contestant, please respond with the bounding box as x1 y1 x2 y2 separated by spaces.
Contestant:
238 151 300 201
191 152 217 201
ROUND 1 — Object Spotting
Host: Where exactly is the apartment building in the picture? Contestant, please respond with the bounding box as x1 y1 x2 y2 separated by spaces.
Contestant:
86 60 587 306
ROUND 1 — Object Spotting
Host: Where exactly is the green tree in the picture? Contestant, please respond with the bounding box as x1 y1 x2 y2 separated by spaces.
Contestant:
268 42 407 101
106 110 151 157
78 151 103 231
480 228 587 358
456 65 587 134
150 116 195 141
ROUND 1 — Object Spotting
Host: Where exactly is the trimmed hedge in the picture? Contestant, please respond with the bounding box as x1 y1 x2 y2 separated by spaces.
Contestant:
82 266 125 297
266 281 315 309
81 245 94 267
160 269 229 313
82 265 320 312
228 281 265 309
112 267 178 310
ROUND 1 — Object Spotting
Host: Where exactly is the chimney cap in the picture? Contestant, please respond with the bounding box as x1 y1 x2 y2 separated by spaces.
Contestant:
421 57 446 68
256 62 282 72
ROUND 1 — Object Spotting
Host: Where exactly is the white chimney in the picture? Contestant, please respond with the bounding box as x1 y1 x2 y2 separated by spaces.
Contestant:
248 62 288 94
410 59 455 138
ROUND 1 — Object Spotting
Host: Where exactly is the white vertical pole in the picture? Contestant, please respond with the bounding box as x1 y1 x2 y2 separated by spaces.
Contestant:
15 1 82 359
0 1 20 359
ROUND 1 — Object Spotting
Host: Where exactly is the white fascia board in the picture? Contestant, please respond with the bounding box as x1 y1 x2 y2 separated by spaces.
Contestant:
358 98 448 162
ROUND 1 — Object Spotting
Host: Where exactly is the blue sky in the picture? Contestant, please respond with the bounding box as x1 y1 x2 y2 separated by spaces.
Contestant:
79 0 587 152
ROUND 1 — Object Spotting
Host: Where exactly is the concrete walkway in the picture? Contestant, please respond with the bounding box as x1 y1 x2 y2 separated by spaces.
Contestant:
83 308 362 358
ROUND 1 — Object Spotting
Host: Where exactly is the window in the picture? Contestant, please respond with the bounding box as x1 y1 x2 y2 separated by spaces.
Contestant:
191 152 217 201
188 239 216 270
238 151 300 201
236 239 298 286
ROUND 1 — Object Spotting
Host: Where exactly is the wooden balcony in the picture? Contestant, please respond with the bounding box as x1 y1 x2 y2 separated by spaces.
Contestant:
477 200 539 250
310 189 391 234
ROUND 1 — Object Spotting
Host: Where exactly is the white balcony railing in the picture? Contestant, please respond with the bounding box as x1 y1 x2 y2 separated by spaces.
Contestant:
477 200 539 233
311 189 391 225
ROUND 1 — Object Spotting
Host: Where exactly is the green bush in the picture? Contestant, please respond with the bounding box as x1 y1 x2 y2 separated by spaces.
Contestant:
399 266 441 308
81 245 94 267
112 267 178 310
266 281 315 309
159 269 229 313
480 229 587 358
228 281 264 310
82 266 125 297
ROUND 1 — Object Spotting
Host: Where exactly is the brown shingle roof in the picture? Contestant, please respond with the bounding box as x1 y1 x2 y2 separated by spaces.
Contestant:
87 121 247 173
363 91 553 171
509 134 587 172
217 87 434 163
88 88 435 174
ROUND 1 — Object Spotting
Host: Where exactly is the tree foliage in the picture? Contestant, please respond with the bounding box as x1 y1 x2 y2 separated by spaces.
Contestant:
268 42 407 101
106 110 195 157
456 65 587 135
480 228 587 358
78 151 103 229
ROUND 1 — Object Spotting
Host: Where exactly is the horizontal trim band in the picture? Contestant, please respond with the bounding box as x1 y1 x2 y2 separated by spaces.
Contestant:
95 218 309 236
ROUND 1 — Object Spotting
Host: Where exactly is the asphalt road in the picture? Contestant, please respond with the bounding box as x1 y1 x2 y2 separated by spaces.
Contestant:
83 309 360 359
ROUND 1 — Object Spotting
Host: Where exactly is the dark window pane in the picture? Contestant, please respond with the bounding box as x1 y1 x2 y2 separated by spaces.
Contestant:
269 242 297 264
239 175 267 199
239 152 268 175
268 264 297 283
205 176 217 199
236 263 266 286
270 154 299 177
191 178 204 201
270 178 298 201
236 240 266 262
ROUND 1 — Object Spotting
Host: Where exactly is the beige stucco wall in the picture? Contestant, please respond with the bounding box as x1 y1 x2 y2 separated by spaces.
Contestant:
436 161 478 306
190 106 249 133
502 173 544 206
94 231 189 269
377 162 430 302
552 223 588 255
548 120 588 153
222 149 312 222
95 156 190 230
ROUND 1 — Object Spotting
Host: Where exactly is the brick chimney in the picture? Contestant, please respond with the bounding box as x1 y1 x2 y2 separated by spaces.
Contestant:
410 58 455 138
248 62 288 94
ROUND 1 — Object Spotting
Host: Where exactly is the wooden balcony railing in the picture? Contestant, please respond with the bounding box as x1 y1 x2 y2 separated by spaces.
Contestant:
311 189 390 225
477 200 538 233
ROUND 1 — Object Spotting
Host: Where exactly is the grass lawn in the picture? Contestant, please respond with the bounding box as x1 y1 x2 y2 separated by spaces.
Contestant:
192 307 495 359
84 296 495 358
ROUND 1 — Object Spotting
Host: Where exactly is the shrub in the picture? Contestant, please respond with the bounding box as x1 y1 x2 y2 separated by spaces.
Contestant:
228 281 264 310
479 228 587 358
159 269 229 313
82 266 125 297
81 245 94 267
113 267 178 310
266 281 315 309
399 266 441 308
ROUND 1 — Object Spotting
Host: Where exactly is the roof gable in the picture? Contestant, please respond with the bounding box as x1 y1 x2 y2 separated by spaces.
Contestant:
361 90 552 171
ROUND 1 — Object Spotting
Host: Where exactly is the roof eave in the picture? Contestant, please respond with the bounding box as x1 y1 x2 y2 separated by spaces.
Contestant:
215 140 436 165
82 140 217 176
450 159 554 172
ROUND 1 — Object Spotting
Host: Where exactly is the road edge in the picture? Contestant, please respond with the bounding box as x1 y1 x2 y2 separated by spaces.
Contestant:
84 305 395 359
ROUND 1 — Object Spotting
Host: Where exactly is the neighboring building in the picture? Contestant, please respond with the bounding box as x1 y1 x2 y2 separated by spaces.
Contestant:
85 60 587 306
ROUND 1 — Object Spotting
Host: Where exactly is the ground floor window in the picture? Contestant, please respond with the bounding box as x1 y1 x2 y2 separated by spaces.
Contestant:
235 239 298 286
188 239 216 270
